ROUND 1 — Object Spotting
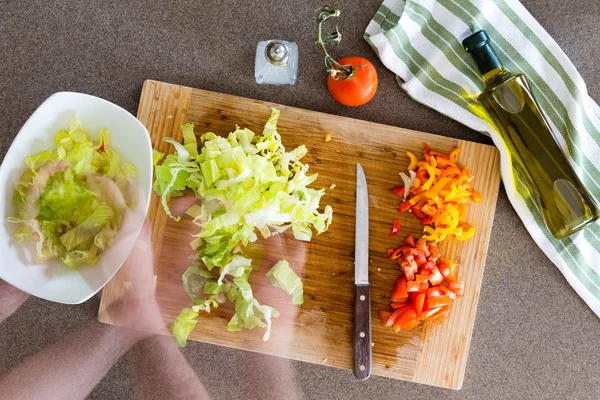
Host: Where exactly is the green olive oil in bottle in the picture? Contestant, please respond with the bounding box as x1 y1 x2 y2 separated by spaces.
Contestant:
463 30 598 239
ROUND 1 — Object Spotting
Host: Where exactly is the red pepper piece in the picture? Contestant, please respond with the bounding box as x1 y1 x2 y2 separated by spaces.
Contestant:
390 219 401 236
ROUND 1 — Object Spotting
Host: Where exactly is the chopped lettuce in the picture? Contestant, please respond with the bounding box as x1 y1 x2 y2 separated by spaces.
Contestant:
8 115 136 268
155 109 332 346
266 260 304 305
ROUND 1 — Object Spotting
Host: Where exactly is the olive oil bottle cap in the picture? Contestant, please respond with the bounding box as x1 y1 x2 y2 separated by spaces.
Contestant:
463 30 503 75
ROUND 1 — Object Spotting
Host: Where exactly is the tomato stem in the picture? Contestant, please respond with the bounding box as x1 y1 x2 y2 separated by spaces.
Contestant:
316 6 356 80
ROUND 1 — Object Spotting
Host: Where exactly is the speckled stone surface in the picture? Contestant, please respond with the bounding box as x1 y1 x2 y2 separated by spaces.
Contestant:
1 1 599 399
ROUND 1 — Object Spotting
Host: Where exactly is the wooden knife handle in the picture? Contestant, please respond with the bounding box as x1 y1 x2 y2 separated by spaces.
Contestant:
353 284 372 380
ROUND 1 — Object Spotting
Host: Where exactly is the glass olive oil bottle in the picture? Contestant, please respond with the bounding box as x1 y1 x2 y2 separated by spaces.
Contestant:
463 30 598 239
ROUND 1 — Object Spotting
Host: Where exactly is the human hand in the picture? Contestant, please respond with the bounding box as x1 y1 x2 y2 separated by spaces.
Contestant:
0 279 30 324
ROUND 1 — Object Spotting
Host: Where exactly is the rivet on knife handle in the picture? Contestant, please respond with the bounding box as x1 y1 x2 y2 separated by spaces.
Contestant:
354 284 372 379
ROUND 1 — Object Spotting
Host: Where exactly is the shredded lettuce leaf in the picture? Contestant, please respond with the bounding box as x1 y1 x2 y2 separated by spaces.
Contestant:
8 115 136 268
266 260 304 305
154 109 332 346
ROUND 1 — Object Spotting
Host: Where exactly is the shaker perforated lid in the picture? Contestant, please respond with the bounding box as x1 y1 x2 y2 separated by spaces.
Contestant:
265 41 289 66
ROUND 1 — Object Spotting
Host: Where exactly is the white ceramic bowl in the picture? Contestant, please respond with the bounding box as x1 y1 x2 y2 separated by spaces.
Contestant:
0 92 152 304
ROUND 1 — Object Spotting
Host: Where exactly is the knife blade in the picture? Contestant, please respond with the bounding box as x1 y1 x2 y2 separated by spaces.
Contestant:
353 163 371 380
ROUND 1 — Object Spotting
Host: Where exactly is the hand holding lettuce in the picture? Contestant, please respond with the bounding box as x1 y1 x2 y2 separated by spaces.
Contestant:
153 109 333 346
8 116 137 269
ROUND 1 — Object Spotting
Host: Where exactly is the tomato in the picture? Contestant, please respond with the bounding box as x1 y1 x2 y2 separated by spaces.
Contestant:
414 293 426 319
401 262 415 282
414 252 427 267
426 295 451 309
382 233 465 334
426 287 444 298
386 306 409 327
448 280 465 296
392 307 417 332
391 277 408 302
428 266 444 286
406 281 421 292
328 56 378 106
398 318 421 331
391 301 406 309
425 305 450 321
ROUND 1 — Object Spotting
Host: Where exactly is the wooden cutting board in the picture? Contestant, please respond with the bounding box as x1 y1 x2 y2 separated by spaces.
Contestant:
98 80 501 389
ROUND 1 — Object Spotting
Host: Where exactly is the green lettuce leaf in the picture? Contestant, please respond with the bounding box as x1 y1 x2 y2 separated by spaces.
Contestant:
266 260 304 305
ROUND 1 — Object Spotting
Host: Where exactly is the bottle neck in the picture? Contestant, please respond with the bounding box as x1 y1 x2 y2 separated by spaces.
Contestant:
469 42 503 77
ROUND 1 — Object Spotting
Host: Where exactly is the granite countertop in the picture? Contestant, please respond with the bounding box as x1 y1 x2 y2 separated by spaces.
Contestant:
1 1 599 399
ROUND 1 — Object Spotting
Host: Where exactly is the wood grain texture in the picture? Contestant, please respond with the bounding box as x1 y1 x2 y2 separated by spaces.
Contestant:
98 80 501 389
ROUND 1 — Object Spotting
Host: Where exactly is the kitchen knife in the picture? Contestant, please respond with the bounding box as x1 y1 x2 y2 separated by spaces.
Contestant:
353 163 371 380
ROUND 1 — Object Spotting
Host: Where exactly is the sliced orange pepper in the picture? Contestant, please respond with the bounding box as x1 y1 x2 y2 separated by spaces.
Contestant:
456 225 476 241
407 151 419 171
449 147 461 163
471 190 483 202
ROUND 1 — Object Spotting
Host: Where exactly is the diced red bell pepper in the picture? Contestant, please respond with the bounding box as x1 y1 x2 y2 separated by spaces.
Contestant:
391 277 408 302
415 274 428 283
421 203 437 216
392 186 405 198
390 219 401 237
421 216 434 225
403 234 416 247
398 201 412 213
411 206 426 219
378 310 392 325
387 248 394 258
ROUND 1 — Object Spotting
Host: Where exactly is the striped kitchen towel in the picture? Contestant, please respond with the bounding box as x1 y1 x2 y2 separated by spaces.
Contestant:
365 0 600 317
